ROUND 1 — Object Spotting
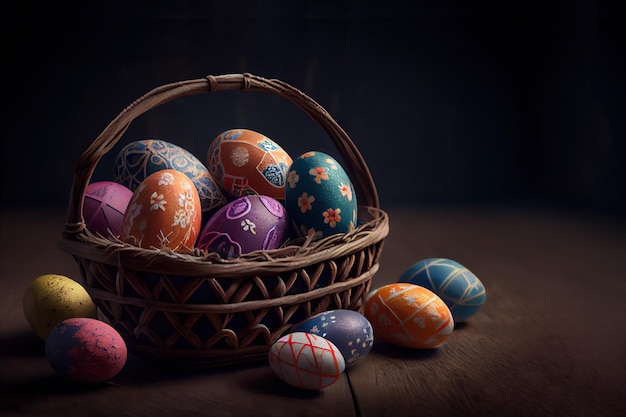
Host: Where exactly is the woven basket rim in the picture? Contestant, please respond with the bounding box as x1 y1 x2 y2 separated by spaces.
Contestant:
62 73 388 271
59 205 387 278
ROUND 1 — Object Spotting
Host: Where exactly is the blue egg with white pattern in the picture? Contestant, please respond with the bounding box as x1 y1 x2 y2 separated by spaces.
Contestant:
398 258 486 322
292 309 374 367
113 139 227 214
285 151 357 240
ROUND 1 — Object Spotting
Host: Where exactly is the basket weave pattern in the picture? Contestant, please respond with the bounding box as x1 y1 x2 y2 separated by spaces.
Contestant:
59 73 389 367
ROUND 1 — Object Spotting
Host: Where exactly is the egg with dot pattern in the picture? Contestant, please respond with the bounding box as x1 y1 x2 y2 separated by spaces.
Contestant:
398 258 486 322
364 283 454 349
292 309 374 367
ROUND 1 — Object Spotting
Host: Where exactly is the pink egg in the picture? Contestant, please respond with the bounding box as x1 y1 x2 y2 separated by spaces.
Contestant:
45 318 127 383
197 195 291 258
83 181 133 237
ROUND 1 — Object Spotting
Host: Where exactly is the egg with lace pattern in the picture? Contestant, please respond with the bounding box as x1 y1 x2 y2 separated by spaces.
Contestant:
113 139 226 214
120 169 201 253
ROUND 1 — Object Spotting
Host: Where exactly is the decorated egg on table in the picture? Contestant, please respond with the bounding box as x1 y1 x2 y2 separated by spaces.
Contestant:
285 151 357 239
113 139 226 213
120 169 201 253
22 274 98 340
206 129 292 200
45 318 127 383
268 331 345 390
292 309 374 367
83 181 133 237
398 258 487 322
197 195 290 258
364 283 454 349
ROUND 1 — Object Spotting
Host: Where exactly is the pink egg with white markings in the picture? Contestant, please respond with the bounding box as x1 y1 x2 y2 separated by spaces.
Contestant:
268 331 345 390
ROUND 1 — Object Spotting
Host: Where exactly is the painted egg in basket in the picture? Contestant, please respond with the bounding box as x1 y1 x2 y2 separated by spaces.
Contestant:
285 151 357 239
83 181 133 237
206 129 292 200
197 195 291 258
120 169 202 253
113 139 226 213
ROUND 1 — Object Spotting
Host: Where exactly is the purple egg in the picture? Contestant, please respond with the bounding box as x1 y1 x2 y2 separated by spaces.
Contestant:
198 195 291 258
45 318 127 383
83 181 133 237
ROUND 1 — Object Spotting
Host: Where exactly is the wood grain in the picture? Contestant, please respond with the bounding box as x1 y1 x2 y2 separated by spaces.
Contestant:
2 206 625 416
352 206 626 417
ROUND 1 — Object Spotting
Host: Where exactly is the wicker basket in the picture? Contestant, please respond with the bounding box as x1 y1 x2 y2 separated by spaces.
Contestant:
58 73 389 368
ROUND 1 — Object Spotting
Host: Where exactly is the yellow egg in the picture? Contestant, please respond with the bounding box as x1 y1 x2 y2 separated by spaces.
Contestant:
22 274 97 340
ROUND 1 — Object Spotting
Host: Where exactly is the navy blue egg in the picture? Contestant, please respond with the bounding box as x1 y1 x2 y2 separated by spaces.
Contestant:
285 151 357 239
113 139 227 213
398 258 487 322
292 309 373 367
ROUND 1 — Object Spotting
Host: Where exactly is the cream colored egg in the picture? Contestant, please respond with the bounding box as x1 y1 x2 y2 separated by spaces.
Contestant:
22 274 97 340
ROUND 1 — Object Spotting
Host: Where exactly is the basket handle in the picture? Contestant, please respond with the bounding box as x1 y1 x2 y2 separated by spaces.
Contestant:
65 73 380 234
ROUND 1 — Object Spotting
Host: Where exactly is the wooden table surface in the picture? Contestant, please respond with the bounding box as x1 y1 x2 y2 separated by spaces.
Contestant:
1 205 625 417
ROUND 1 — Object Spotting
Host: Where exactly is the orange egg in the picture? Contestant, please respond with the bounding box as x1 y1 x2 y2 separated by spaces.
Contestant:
120 169 201 253
206 129 292 200
364 283 454 349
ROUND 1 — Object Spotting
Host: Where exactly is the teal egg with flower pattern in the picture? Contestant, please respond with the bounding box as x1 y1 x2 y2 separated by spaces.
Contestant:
285 151 357 239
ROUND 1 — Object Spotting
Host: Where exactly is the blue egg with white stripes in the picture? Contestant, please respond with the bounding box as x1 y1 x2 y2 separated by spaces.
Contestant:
398 258 486 322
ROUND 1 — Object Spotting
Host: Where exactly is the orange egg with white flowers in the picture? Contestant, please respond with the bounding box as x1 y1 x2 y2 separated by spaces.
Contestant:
364 283 454 349
120 169 201 253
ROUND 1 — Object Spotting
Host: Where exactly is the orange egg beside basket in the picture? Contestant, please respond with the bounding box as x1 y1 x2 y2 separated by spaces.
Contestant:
58 73 389 368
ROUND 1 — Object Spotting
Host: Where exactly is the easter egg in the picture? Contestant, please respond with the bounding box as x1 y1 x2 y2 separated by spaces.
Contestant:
120 169 202 253
398 258 487 322
364 283 454 349
23 274 97 340
113 139 226 213
45 318 127 383
206 129 292 200
292 309 374 367
83 181 133 237
197 195 290 258
285 151 357 239
268 332 345 390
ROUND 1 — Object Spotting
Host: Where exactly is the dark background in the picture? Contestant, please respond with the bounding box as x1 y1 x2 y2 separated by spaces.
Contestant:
1 0 624 215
